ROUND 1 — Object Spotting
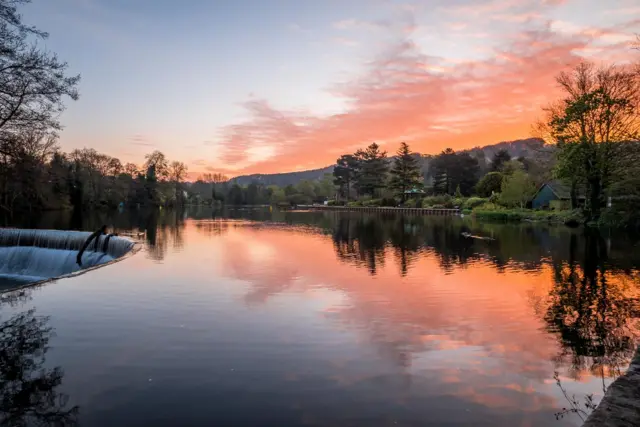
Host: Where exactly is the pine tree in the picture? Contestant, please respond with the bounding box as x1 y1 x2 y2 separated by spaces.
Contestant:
354 143 388 197
388 142 423 202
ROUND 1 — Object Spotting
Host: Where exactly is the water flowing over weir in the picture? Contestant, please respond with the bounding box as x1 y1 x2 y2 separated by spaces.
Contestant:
0 228 135 289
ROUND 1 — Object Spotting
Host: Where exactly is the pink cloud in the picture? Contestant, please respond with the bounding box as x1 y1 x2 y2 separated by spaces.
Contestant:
204 8 637 176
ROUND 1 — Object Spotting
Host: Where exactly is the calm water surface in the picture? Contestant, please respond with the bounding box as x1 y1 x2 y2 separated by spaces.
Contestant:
2 208 640 427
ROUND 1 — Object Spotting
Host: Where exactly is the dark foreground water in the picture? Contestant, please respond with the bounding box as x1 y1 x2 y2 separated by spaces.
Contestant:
1 207 640 427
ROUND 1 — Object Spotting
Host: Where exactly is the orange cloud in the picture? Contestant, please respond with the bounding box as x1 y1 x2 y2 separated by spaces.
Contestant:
202 5 638 176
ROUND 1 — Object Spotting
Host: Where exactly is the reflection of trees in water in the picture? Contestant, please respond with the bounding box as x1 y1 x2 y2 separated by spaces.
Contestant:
0 305 78 426
328 214 491 275
332 216 386 275
544 232 640 381
138 209 185 261
194 220 231 237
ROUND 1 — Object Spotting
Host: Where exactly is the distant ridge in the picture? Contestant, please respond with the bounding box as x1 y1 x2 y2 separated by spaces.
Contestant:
230 166 334 187
229 138 548 187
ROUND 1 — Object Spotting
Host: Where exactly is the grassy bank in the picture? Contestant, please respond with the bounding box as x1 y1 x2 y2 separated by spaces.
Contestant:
472 208 582 225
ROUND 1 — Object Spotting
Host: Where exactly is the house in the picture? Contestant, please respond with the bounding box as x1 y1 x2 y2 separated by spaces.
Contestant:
404 188 426 199
531 180 584 210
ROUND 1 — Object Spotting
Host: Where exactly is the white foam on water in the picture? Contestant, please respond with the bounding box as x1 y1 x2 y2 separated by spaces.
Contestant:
0 228 134 287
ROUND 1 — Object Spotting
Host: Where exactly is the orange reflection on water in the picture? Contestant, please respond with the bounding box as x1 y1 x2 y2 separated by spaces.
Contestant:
141 217 640 425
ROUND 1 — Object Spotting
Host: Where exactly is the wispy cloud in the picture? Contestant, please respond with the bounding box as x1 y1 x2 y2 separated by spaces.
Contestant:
332 37 359 47
332 19 390 31
129 134 154 147
188 1 639 176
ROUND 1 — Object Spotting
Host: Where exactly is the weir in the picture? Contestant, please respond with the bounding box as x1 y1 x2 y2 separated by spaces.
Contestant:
0 228 135 289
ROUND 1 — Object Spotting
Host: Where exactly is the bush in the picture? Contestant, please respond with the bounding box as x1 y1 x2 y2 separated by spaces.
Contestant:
422 195 452 208
599 196 640 230
405 199 417 208
327 200 345 206
452 197 465 209
463 197 488 210
475 172 503 197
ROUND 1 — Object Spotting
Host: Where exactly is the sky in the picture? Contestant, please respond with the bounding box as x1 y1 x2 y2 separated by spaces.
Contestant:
23 0 640 177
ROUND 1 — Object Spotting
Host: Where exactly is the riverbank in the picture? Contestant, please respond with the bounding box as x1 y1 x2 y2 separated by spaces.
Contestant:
583 345 640 427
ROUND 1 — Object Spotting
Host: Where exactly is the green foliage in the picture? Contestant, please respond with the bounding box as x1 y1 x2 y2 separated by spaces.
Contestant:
599 196 640 230
499 170 537 208
388 142 423 201
430 148 480 196
354 143 389 197
475 172 504 197
544 62 640 222
474 210 525 222
463 197 488 210
333 154 359 200
421 195 452 208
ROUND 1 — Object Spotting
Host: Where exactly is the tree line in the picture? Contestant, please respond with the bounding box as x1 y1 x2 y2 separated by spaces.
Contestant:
1 0 639 228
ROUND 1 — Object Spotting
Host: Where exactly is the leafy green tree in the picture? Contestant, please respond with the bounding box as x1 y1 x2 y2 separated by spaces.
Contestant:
388 142 423 202
354 143 388 197
314 173 335 200
475 172 503 197
296 180 316 202
269 185 286 204
499 170 536 208
541 62 640 222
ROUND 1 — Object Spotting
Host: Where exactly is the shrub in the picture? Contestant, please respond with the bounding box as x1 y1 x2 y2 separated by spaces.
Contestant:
421 194 452 208
452 197 465 209
405 199 417 208
599 196 640 230
463 197 487 210
474 210 525 222
475 172 503 197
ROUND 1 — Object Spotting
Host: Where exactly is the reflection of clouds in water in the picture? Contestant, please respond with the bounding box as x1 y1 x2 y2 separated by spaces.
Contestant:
145 214 639 425
215 224 560 377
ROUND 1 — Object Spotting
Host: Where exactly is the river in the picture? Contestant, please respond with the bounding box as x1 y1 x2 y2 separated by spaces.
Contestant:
1 207 639 426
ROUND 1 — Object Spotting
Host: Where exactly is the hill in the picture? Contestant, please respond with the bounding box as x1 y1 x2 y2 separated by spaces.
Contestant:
230 138 550 187
230 166 334 187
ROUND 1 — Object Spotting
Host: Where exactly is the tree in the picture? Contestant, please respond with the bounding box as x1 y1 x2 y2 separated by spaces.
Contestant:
296 180 316 203
431 149 479 196
475 172 503 197
491 149 511 171
269 185 286 204
354 143 388 197
168 161 187 183
541 62 640 222
0 0 80 142
314 173 335 200
144 151 168 181
388 142 423 202
500 169 536 208
124 163 139 177
0 0 79 213
333 154 359 200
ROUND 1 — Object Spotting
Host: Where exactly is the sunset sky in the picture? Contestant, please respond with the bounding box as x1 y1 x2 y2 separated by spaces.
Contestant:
24 0 639 177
